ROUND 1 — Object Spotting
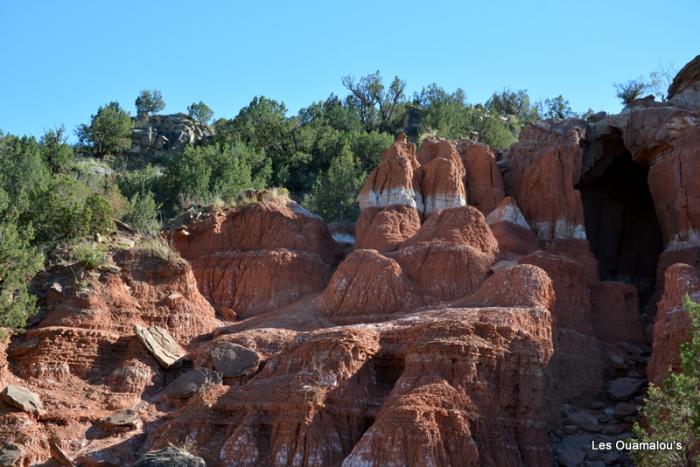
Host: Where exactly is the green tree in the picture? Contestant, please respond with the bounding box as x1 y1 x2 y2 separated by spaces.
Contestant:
541 95 576 119
298 95 363 133
218 97 302 187
486 89 540 122
187 101 214 124
39 127 74 174
414 84 472 139
0 221 44 330
342 72 407 133
77 102 133 157
0 134 50 220
135 89 166 118
348 130 393 173
303 145 364 222
632 296 700 466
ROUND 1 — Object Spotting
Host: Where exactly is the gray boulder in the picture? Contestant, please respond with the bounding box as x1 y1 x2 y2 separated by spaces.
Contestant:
565 411 599 432
133 447 206 467
608 377 644 401
0 442 23 467
164 368 222 399
211 342 260 378
131 113 213 155
103 409 141 432
1 385 43 414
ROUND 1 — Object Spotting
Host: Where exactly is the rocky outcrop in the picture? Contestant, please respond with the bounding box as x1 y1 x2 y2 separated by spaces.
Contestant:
320 249 419 322
486 197 540 257
417 138 467 215
391 206 497 301
131 113 213 155
668 55 700 109
467 264 554 309
457 139 506 214
357 134 423 211
354 205 420 251
134 447 206 467
505 120 587 242
590 282 645 344
1 385 44 414
146 305 554 466
172 197 341 318
648 263 700 384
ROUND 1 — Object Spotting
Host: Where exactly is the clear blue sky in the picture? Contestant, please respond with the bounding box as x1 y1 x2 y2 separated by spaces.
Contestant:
2 0 698 140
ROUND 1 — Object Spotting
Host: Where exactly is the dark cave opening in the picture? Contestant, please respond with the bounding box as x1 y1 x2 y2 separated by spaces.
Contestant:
579 130 663 308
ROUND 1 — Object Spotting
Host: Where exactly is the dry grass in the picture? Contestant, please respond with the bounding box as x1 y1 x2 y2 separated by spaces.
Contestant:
136 236 185 265
231 187 290 208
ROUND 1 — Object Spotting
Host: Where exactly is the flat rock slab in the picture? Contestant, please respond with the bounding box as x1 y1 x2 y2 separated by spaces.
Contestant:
211 342 260 377
103 409 141 432
565 411 599 432
164 368 222 399
608 377 644 401
556 445 585 467
134 325 184 369
0 442 23 467
1 385 43 414
133 447 206 467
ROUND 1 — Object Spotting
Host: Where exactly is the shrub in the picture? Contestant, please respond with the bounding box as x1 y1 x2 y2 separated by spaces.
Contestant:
71 241 108 269
615 79 649 105
84 194 115 236
0 222 44 330
631 295 700 465
124 191 160 234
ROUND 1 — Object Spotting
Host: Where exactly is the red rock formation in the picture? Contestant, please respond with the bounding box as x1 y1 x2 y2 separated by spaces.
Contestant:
389 206 497 301
467 264 555 310
357 134 423 211
519 251 592 333
647 131 700 249
504 120 587 242
172 198 341 318
590 282 645 344
402 205 498 255
0 245 219 465
320 249 420 322
668 55 700 104
457 140 506 214
486 197 540 257
417 138 467 215
146 306 553 467
354 205 420 251
648 263 700 384
9 56 700 467
392 242 493 301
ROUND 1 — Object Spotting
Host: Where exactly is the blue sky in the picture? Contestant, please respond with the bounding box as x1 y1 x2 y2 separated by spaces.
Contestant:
1 0 699 140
